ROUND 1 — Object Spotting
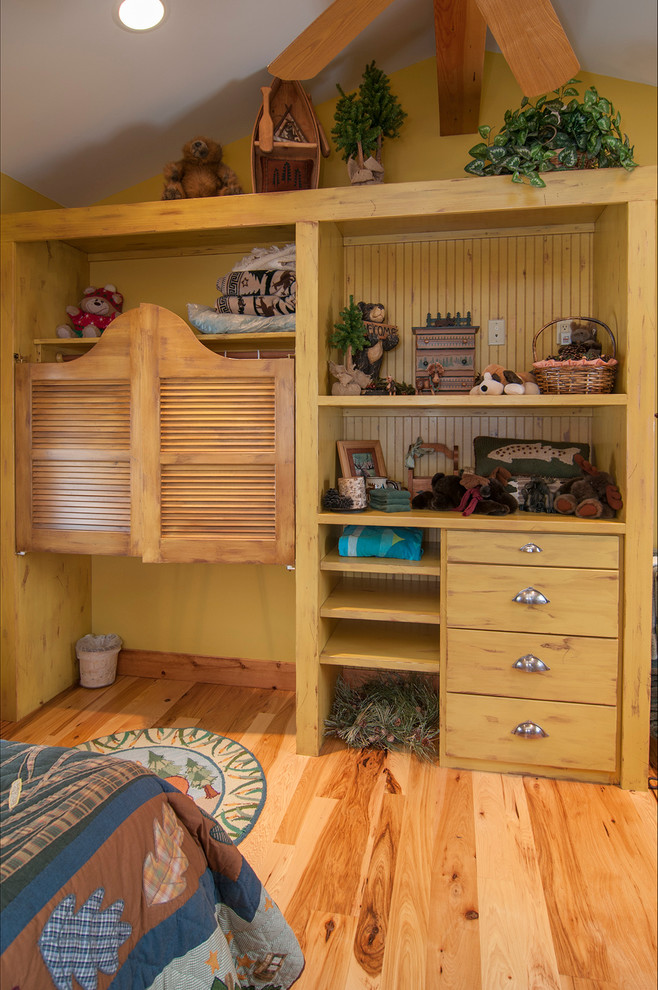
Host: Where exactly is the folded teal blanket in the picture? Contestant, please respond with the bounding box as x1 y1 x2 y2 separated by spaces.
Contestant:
338 526 423 560
368 490 411 511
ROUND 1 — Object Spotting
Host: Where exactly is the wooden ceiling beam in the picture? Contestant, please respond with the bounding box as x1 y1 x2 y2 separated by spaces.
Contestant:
434 0 487 136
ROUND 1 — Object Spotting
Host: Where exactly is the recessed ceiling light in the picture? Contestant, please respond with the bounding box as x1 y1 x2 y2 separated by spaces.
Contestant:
117 0 166 32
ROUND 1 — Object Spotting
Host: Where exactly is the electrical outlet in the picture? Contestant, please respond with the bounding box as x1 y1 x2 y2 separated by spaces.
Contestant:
557 319 572 345
488 318 505 345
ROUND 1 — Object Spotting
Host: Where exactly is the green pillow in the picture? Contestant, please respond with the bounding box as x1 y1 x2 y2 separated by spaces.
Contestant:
474 436 589 479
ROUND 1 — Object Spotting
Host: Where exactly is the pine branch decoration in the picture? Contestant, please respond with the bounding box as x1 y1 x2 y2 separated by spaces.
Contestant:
325 674 439 761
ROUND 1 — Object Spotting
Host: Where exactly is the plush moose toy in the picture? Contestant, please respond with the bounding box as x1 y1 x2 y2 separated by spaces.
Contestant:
554 454 623 518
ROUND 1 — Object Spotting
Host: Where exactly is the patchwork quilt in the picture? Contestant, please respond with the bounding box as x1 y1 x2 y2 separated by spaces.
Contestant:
0 740 303 990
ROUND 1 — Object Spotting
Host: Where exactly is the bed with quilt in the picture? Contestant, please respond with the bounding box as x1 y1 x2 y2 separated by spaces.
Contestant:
0 739 303 989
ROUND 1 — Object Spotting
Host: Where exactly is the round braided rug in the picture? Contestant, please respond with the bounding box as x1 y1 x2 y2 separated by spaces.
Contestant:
77 726 266 843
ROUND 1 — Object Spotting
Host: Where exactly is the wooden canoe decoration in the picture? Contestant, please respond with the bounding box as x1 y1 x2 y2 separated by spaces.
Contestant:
251 77 330 193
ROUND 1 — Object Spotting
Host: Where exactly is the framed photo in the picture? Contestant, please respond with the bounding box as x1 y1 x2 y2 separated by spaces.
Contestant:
337 440 387 479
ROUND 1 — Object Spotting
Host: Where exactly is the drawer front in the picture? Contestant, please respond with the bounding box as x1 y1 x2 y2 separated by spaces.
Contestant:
446 563 619 637
444 693 617 771
446 628 618 704
416 351 474 374
446 531 619 569
415 374 474 393
414 332 477 349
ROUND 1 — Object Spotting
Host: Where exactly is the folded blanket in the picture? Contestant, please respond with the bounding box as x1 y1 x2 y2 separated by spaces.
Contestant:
338 525 423 560
232 243 296 272
368 490 412 511
187 304 296 335
216 294 296 316
217 270 296 298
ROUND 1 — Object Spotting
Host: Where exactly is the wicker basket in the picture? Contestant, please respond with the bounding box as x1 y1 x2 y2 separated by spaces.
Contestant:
532 318 617 394
76 633 122 688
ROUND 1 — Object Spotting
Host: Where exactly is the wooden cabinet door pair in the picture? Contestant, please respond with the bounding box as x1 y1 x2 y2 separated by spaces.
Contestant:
15 304 295 564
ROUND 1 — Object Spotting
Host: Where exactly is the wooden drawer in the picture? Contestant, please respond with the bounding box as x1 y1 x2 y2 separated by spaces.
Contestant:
444 693 617 771
446 531 619 569
446 563 619 637
446 628 618 705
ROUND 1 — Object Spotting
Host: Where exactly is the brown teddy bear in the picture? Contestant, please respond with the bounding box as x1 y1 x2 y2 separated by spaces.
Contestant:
554 454 623 518
56 284 124 338
161 136 242 200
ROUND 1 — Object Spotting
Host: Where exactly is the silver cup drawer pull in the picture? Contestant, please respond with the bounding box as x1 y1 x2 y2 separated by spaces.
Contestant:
512 587 550 605
512 654 550 672
511 721 549 739
519 542 543 553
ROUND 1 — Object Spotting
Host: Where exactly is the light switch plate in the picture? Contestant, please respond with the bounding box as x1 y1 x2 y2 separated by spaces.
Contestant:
488 319 505 345
557 319 572 345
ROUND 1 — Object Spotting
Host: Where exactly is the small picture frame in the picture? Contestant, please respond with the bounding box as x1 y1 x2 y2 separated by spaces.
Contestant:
337 440 387 479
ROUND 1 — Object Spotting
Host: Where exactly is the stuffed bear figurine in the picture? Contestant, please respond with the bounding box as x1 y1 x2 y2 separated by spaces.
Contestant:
554 454 623 518
56 284 124 338
411 469 518 516
161 136 243 200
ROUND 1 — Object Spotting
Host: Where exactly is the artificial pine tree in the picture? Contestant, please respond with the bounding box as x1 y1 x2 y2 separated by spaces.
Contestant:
330 294 369 356
359 60 407 164
332 61 406 181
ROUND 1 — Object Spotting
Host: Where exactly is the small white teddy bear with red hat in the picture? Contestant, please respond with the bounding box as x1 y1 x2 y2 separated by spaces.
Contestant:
56 284 124 338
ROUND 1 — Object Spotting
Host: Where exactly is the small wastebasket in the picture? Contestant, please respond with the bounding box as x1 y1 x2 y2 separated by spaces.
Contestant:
76 634 122 688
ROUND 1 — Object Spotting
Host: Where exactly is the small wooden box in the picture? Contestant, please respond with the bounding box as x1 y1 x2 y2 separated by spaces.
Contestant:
413 314 479 394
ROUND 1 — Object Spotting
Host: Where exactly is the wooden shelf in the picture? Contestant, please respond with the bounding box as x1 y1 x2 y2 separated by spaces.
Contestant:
34 330 296 347
320 620 440 672
321 546 441 576
321 577 440 624
318 393 627 409
318 509 626 534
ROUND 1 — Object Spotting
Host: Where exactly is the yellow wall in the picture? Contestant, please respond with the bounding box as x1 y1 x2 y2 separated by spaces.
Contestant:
1 173 62 213
95 53 658 204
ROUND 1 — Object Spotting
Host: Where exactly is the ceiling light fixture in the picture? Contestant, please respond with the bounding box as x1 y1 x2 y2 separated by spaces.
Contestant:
116 0 166 32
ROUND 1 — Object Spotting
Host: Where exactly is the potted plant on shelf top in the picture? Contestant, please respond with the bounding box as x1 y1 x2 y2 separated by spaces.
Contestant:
465 80 638 187
332 61 407 185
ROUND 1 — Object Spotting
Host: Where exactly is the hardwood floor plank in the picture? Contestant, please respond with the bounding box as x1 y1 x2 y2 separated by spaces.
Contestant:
55 678 195 746
351 791 404 982
294 911 358 990
380 757 440 990
472 772 561 990
266 796 338 914
525 777 657 988
284 750 387 939
426 769 481 989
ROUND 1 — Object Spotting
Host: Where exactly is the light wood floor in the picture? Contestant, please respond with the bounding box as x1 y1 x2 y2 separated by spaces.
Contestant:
2 675 656 990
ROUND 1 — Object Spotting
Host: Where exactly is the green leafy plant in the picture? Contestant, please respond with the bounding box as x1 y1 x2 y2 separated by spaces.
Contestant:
332 60 407 169
330 295 369 356
465 80 637 188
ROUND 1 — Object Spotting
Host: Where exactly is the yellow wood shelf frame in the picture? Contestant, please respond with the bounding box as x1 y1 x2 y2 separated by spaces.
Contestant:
320 577 440 624
320 546 442 575
320 620 440 671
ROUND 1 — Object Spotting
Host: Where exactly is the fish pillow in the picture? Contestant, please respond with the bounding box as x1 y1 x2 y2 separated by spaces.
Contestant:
474 436 590 479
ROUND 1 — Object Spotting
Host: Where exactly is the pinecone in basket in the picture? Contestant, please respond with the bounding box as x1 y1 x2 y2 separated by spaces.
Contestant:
322 488 354 511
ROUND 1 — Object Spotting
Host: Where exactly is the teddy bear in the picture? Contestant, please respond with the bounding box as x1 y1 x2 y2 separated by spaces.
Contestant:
56 284 124 338
161 136 243 200
553 454 623 519
411 468 518 515
471 364 540 395
552 320 603 361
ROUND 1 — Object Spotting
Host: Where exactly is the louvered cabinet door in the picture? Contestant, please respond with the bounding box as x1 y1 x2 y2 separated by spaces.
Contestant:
136 305 295 565
15 317 134 555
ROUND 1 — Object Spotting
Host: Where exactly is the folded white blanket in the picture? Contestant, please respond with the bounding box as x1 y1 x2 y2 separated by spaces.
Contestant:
217 269 296 298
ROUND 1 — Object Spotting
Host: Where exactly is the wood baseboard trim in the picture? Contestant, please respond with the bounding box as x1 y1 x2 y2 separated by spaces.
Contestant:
117 649 296 691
